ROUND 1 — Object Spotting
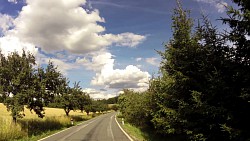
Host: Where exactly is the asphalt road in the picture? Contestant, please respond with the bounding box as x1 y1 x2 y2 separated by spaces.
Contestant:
39 112 131 141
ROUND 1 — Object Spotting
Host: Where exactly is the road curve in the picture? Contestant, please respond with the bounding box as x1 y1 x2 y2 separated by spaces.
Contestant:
39 112 131 141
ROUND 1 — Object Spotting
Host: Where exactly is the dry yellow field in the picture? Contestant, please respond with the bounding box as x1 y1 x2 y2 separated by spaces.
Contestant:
0 103 86 119
0 103 92 141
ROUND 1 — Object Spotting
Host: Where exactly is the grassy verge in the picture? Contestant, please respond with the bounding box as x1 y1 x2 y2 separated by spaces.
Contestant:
116 114 148 141
118 120 146 140
116 114 180 141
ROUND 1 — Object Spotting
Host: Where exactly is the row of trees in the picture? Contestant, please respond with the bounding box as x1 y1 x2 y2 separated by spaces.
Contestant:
119 0 250 140
0 50 109 122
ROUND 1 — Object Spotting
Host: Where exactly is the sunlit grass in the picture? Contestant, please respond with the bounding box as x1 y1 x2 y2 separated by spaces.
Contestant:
0 117 27 141
0 103 87 118
0 103 92 141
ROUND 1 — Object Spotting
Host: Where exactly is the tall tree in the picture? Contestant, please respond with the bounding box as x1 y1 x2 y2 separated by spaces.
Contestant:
219 0 250 140
150 1 233 140
151 1 198 137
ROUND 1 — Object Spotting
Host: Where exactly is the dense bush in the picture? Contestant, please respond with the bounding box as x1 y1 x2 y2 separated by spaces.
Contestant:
118 89 153 128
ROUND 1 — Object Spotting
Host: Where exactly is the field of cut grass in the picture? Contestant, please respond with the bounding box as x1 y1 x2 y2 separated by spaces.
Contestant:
0 103 93 141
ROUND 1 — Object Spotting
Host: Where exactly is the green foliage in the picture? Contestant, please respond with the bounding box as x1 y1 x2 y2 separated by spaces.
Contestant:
90 100 109 113
58 82 78 116
113 1 250 141
105 96 118 104
75 85 91 113
43 61 66 106
110 104 118 111
0 50 69 121
84 104 92 115
149 1 250 140
0 50 37 122
118 89 152 128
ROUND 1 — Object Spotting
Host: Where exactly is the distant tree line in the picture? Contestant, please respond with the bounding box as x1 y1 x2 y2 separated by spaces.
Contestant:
118 0 250 140
0 50 113 122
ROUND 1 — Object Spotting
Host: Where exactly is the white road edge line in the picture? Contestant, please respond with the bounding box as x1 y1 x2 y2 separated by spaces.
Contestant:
115 114 134 141
37 115 102 141
110 115 115 141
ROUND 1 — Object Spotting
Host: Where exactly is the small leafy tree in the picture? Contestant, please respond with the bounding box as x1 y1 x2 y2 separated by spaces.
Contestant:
58 81 74 116
0 50 36 122
43 61 66 106
73 82 91 113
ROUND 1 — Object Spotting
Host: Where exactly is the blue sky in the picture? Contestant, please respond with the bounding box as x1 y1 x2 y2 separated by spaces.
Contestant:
0 0 233 99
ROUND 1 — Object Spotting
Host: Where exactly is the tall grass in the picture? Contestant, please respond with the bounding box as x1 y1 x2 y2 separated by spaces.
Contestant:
18 116 70 136
0 103 93 141
0 117 27 141
0 115 92 141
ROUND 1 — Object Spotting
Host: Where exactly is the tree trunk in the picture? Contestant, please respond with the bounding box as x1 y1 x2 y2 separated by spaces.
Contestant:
65 108 70 116
12 116 17 124
66 111 69 116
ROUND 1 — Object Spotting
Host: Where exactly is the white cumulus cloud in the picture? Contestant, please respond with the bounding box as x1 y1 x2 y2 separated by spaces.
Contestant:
3 0 145 54
0 36 38 56
77 51 150 91
91 61 150 90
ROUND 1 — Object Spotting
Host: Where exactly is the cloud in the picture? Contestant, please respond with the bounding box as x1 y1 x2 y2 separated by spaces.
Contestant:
76 51 150 91
0 35 38 56
91 63 150 90
36 52 80 75
46 58 79 75
103 33 146 47
146 57 159 66
76 51 114 71
82 88 116 99
0 14 14 35
7 0 26 4
3 0 145 54
8 0 17 4
194 0 228 13
77 51 150 91
215 2 228 13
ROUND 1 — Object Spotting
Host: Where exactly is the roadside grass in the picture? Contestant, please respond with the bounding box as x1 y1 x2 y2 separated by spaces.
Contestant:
116 113 181 141
0 103 93 141
0 117 27 141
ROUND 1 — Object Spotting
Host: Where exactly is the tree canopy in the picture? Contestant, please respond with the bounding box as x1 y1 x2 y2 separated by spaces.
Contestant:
118 0 250 140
